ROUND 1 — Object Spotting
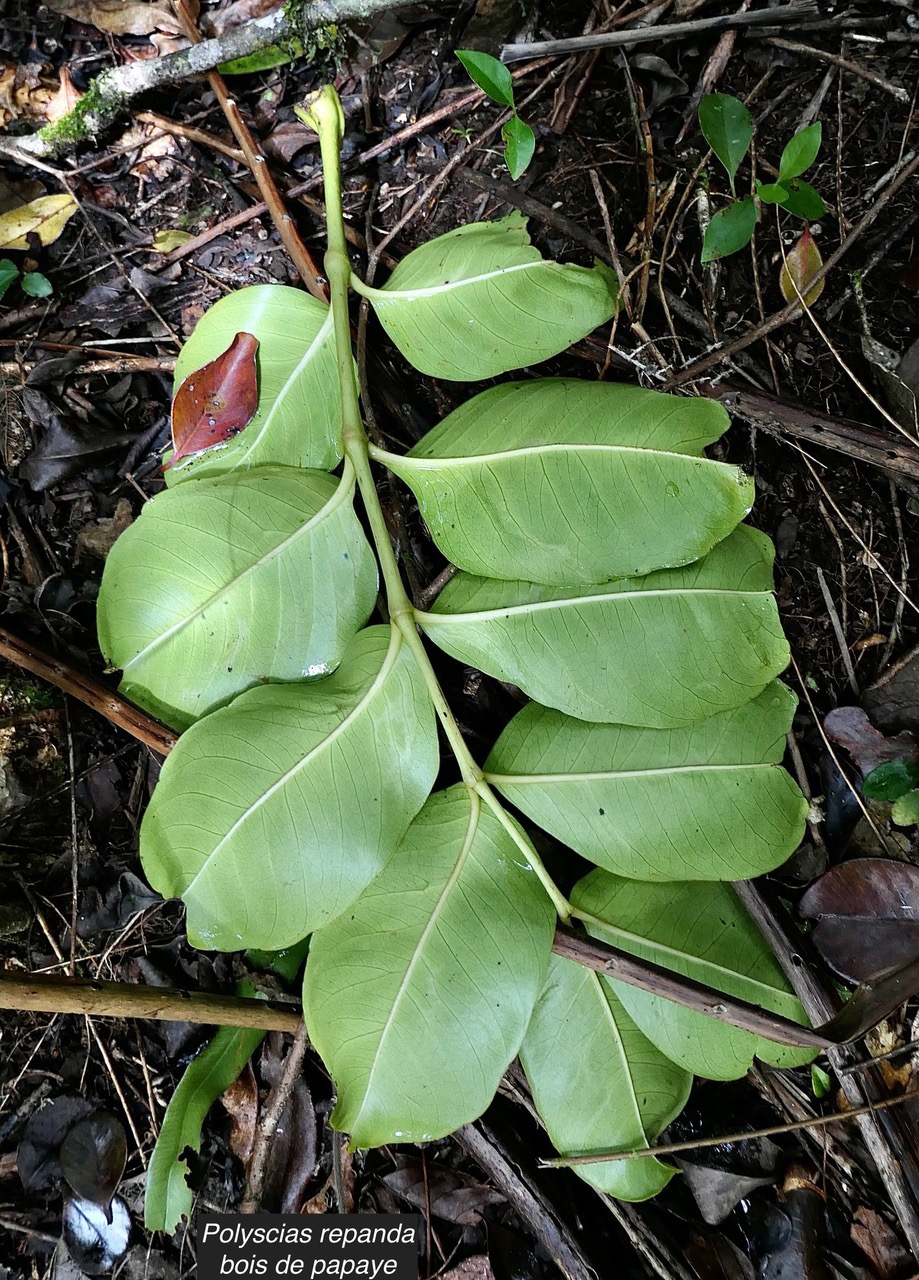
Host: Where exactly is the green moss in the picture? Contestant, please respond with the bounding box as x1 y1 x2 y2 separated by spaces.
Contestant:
37 76 125 148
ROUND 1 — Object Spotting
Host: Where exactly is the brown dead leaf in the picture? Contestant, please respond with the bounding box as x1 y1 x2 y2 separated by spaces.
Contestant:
46 68 82 124
221 1061 259 1164
442 1260 495 1280
823 706 918 777
75 499 133 561
851 1206 912 1279
383 1162 504 1226
0 60 57 130
799 857 919 983
44 0 181 36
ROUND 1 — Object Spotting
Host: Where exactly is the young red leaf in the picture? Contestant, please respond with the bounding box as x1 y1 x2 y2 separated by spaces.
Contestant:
166 331 259 469
778 227 825 308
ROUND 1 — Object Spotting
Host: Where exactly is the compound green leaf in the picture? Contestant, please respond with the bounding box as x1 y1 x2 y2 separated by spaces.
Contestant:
486 682 807 880
380 380 751 584
420 526 789 727
98 465 377 730
141 627 439 951
168 285 341 481
520 955 691 1200
572 871 816 1079
145 984 265 1232
354 212 618 381
304 785 556 1147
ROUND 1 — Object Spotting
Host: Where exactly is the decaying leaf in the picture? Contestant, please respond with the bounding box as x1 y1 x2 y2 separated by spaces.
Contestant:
799 857 919 983
166 332 259 468
0 194 78 251
383 1162 505 1225
863 644 919 735
221 1061 259 1164
44 0 180 35
18 1096 94 1192
779 227 825 307
46 68 83 124
59 1112 127 1220
823 706 918 777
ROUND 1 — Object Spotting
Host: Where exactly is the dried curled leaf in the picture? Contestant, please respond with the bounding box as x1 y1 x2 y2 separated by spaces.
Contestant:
0 194 78 251
779 228 825 307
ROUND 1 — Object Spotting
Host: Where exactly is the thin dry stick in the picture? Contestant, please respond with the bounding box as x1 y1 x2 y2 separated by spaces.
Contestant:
663 150 919 387
767 36 910 102
171 0 327 301
0 970 302 1032
501 2 819 60
0 626 177 754
542 1087 919 1167
816 566 859 694
240 1022 310 1213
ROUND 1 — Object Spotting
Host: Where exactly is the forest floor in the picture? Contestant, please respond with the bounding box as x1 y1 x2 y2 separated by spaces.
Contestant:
0 1 918 1278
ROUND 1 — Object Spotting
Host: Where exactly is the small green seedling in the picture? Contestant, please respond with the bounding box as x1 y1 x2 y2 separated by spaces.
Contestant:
698 93 826 268
0 258 52 302
862 758 919 826
455 49 535 181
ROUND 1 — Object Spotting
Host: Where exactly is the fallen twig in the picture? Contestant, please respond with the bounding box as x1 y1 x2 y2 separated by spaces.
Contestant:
2 0 403 160
767 35 910 102
541 1086 919 1167
0 969 301 1031
501 3 819 62
0 625 177 755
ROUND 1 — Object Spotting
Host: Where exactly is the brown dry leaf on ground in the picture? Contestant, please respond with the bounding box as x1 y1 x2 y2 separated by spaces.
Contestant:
44 0 181 35
0 60 56 129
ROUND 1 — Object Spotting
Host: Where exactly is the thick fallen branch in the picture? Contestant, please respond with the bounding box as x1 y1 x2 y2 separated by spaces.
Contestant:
4 0 401 160
0 969 301 1031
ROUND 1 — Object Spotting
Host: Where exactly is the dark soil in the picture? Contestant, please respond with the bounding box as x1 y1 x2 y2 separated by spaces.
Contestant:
1 2 918 1278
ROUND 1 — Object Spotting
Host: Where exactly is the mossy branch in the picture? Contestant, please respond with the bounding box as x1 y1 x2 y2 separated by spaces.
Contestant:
6 0 400 160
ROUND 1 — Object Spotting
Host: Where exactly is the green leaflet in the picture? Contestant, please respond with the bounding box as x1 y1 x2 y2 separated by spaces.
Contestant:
145 989 265 1232
572 871 816 1079
140 627 439 951
353 212 618 381
380 380 752 585
420 526 789 728
98 465 377 730
303 785 556 1147
486 682 807 881
168 285 341 480
520 955 691 1200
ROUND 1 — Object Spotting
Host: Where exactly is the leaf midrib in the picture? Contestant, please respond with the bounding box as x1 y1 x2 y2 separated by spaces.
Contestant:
358 259 552 302
182 625 404 898
421 587 770 626
488 762 774 785
122 463 355 673
381 443 738 471
349 789 481 1133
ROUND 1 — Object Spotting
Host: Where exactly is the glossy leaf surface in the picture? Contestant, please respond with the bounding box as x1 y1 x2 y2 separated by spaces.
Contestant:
455 49 514 107
141 627 438 951
167 332 259 468
776 180 825 220
699 94 752 192
383 380 751 584
778 123 821 182
521 955 691 1200
145 1007 265 1231
486 682 807 880
98 466 377 729
701 198 756 264
304 785 556 1147
421 526 789 727
572 871 815 1079
169 285 341 480
359 212 618 380
779 229 825 307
